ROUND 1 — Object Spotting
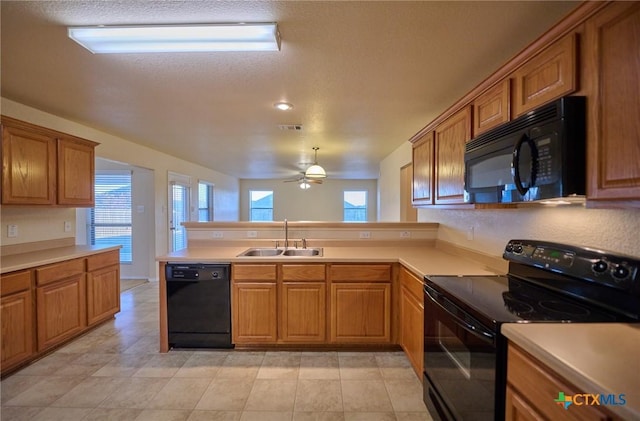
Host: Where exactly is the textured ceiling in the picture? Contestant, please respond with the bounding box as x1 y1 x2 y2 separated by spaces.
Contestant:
0 1 578 179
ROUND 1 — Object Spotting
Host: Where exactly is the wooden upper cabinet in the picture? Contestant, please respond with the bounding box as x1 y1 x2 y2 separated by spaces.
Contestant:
473 79 511 135
1 123 57 205
1 116 98 207
512 33 577 117
412 131 434 206
434 107 471 204
584 2 640 204
57 137 95 206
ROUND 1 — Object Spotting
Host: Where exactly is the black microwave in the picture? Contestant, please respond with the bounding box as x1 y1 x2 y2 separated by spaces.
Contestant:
464 96 586 204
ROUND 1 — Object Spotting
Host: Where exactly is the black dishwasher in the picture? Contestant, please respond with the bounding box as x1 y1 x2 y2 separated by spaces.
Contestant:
166 263 233 348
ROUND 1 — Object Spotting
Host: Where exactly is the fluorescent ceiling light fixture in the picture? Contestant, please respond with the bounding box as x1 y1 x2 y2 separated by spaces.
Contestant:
68 23 281 53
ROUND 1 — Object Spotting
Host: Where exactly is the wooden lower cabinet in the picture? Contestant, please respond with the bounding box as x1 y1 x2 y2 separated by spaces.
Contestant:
86 250 120 326
36 274 86 351
232 283 277 343
399 267 424 377
280 264 326 343
280 282 326 342
330 282 391 343
87 265 120 326
1 249 120 376
232 263 278 344
506 343 618 421
1 270 34 372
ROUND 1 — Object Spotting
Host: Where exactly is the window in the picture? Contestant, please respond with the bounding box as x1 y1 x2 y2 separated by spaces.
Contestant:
250 190 274 221
90 172 132 263
198 182 214 222
344 190 368 222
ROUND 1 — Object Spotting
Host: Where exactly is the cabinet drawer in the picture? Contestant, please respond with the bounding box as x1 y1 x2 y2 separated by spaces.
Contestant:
282 264 325 281
399 267 424 301
86 250 120 272
233 264 277 281
36 259 85 287
507 344 613 421
330 264 391 282
1 270 32 296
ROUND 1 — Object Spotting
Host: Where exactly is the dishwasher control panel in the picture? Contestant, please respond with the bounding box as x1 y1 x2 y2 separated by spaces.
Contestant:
166 264 230 281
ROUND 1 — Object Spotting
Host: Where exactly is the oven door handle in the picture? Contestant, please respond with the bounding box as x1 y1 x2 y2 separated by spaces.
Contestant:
424 284 496 344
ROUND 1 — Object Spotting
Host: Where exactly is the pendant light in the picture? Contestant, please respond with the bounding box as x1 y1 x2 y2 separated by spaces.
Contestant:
305 147 327 179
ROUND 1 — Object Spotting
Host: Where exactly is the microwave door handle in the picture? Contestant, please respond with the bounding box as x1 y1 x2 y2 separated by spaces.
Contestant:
512 134 539 196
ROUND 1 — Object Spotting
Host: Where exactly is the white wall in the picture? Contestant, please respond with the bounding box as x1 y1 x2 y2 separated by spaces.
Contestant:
379 143 640 258
1 98 241 277
1 207 76 245
378 141 412 221
239 179 378 221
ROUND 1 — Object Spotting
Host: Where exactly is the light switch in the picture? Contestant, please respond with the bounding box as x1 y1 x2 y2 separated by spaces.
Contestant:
64 221 72 232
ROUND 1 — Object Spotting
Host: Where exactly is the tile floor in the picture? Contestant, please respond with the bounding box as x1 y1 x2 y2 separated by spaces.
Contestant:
1 281 431 421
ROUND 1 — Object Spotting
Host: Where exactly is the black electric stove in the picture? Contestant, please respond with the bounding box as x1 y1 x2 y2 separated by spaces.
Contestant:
422 239 640 421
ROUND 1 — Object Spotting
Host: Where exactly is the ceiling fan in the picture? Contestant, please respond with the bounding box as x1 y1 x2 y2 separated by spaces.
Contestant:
284 147 327 189
284 172 323 189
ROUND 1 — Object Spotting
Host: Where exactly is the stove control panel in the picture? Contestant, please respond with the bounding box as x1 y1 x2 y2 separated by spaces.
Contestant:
504 239 639 291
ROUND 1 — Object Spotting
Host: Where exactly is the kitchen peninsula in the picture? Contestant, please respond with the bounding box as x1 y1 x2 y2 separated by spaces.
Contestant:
157 222 503 377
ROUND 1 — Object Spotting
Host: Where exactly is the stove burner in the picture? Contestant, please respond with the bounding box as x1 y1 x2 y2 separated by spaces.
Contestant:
539 300 591 316
502 293 534 316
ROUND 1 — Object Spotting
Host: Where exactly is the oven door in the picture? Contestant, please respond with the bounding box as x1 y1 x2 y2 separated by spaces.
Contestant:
423 284 497 420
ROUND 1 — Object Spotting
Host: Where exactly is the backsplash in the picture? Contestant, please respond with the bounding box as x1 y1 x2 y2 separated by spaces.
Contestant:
419 206 640 258
0 207 76 248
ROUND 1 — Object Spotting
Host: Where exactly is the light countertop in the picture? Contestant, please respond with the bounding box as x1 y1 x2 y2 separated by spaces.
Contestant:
158 245 500 278
1 245 122 273
502 323 640 419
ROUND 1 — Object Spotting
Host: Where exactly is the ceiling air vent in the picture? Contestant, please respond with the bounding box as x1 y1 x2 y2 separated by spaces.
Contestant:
278 124 303 131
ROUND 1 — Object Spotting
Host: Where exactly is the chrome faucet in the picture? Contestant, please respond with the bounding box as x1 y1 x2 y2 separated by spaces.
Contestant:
284 219 289 249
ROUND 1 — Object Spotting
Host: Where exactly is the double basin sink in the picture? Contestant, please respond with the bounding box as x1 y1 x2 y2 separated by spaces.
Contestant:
238 247 323 257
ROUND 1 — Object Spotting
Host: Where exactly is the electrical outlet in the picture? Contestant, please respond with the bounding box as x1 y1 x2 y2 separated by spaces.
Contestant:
467 226 474 241
247 231 258 238
7 224 18 238
212 231 224 239
359 231 371 239
64 221 72 232
400 231 411 238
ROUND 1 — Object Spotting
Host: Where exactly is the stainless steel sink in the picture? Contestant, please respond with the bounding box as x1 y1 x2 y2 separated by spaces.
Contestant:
282 248 323 256
237 248 283 257
237 247 323 257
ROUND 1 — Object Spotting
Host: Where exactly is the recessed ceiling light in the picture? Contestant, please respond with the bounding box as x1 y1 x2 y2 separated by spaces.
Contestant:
274 102 294 111
68 23 281 54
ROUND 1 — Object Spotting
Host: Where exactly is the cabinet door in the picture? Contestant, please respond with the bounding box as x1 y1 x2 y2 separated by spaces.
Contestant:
473 80 511 135
505 385 545 421
57 137 95 206
399 268 424 377
232 283 277 343
36 274 86 351
1 124 56 205
584 2 640 203
412 131 434 206
434 107 471 204
280 282 326 343
87 265 120 326
330 283 390 343
512 34 577 117
1 290 34 371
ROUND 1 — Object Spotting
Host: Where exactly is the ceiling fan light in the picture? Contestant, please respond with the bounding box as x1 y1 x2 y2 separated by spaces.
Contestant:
305 164 326 179
299 181 311 189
